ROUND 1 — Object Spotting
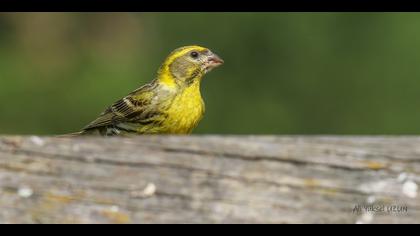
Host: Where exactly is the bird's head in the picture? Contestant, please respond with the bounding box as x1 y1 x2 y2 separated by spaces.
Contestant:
158 45 224 86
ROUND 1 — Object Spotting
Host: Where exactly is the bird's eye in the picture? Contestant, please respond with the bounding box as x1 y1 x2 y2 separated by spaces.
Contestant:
190 51 199 59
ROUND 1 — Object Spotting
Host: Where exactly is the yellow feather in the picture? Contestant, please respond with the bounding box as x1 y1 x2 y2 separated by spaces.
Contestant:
162 80 205 134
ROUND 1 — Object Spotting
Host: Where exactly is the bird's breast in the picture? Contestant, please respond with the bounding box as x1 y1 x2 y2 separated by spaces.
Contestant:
164 83 205 134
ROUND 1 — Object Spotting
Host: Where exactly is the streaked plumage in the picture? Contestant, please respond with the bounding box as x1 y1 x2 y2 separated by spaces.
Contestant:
74 45 223 136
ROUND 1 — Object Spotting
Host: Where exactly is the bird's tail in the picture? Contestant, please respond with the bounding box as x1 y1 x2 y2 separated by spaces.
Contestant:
56 131 85 138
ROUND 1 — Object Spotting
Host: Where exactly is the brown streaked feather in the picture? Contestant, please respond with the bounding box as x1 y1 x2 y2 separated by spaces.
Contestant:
82 82 161 131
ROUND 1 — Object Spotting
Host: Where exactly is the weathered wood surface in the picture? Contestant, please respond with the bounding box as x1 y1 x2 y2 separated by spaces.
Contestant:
0 135 419 224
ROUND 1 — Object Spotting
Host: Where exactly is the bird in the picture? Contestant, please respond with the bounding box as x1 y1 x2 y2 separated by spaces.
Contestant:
66 45 224 136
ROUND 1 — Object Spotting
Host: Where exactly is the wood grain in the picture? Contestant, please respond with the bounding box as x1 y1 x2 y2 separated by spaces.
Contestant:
0 136 419 224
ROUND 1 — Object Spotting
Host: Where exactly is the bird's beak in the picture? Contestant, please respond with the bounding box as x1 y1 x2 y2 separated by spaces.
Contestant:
208 53 224 65
205 53 224 72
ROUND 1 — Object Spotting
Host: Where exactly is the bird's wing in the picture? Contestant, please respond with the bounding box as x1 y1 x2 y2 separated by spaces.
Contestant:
82 83 161 131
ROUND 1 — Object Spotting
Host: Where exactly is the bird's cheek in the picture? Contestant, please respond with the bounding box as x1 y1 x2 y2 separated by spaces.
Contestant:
201 64 208 72
202 62 214 73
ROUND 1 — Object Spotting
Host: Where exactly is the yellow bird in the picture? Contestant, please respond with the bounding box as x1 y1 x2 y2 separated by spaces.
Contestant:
75 45 223 136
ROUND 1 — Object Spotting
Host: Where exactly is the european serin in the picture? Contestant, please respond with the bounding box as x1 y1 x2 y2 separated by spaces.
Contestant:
73 45 223 136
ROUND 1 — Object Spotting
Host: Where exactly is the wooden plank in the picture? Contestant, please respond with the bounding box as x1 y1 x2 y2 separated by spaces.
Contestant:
0 136 419 224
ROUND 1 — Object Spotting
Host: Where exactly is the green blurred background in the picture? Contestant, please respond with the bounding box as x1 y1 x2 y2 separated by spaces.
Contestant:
1 12 420 135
